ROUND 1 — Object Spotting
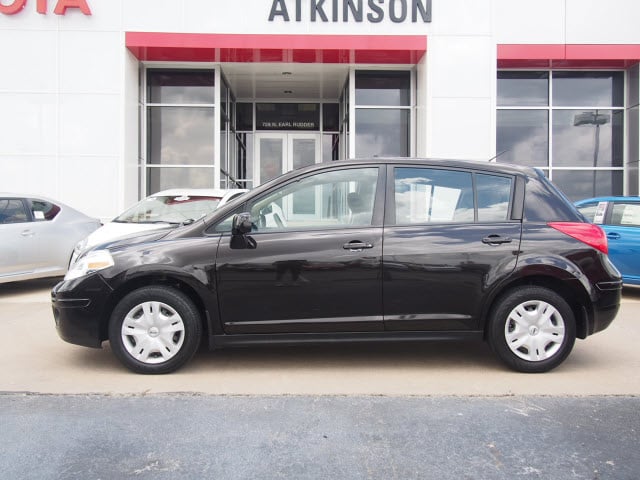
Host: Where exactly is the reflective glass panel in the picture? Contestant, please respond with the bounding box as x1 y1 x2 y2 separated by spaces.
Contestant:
355 71 411 106
552 110 623 167
147 107 215 165
552 72 624 107
498 71 548 106
355 109 409 157
147 69 215 104
551 170 623 201
496 110 548 167
259 138 284 183
147 167 215 193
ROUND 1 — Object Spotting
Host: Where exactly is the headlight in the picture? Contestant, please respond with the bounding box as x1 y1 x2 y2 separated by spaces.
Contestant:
65 250 114 281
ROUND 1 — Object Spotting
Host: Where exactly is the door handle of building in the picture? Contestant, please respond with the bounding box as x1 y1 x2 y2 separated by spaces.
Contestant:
343 241 373 251
482 235 512 245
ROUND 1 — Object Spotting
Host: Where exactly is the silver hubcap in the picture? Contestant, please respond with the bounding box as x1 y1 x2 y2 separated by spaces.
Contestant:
504 300 565 362
121 301 185 364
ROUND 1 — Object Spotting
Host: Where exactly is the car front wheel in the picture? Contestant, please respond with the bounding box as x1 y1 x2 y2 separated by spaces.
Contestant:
488 286 576 373
108 286 202 374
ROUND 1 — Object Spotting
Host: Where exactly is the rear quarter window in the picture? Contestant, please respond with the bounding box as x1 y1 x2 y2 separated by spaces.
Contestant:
30 199 61 221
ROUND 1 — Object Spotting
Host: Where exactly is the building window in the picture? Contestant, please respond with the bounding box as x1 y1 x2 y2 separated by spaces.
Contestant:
355 71 411 158
497 71 624 200
145 69 216 193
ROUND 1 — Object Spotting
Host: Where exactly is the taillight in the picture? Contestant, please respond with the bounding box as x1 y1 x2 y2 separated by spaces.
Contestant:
548 222 608 254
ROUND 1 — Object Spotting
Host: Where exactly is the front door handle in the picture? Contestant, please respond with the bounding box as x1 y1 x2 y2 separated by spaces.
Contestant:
343 241 373 251
482 235 512 245
21 229 35 237
607 232 621 240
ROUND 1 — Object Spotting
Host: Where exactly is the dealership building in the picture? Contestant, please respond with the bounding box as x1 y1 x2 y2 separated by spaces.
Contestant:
1 0 640 219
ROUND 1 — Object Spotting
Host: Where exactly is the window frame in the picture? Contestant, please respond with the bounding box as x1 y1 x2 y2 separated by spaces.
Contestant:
497 69 626 199
386 165 517 227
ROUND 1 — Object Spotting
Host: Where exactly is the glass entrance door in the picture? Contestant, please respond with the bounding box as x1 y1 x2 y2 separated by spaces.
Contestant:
254 133 321 185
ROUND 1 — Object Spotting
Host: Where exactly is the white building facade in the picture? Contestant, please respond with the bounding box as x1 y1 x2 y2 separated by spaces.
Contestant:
1 0 639 219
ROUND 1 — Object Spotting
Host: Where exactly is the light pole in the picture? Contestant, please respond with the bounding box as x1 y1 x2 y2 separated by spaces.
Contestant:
573 110 610 197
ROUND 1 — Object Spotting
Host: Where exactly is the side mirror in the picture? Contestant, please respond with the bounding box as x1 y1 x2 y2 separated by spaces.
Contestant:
232 212 252 235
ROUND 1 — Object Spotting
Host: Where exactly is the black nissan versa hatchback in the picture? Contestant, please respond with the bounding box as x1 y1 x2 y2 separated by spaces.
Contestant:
52 159 622 374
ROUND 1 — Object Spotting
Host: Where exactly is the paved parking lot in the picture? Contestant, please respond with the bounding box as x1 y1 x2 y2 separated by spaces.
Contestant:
1 277 639 395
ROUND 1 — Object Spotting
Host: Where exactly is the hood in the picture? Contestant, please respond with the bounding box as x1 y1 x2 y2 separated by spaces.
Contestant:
95 228 174 253
84 221 178 250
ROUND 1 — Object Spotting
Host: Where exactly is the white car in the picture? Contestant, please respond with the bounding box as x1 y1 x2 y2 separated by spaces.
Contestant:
72 189 247 264
1 194 101 283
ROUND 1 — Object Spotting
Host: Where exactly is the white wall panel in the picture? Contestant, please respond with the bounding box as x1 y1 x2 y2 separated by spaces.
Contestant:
0 156 59 197
494 0 565 44
58 0 122 32
57 156 119 219
123 0 185 32
430 0 492 36
428 97 493 160
0 93 57 155
566 0 640 44
59 31 122 94
428 36 493 98
0 30 58 92
58 94 120 156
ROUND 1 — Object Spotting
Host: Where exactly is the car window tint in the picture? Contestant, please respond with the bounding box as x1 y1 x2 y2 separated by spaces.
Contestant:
611 203 640 227
394 168 474 224
0 199 29 224
476 174 512 222
30 200 61 221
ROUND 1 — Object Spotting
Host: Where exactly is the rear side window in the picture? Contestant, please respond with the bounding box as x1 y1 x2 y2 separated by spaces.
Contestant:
393 168 514 225
394 168 474 224
476 174 512 222
0 199 29 224
30 199 60 221
611 203 640 227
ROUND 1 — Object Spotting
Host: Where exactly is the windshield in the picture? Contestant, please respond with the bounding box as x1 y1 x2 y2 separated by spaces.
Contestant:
114 195 222 224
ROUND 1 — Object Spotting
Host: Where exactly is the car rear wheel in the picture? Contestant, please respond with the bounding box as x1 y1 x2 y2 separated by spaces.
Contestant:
488 286 576 373
108 286 202 374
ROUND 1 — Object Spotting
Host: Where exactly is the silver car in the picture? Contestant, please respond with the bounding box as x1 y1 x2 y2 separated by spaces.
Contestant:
0 194 101 284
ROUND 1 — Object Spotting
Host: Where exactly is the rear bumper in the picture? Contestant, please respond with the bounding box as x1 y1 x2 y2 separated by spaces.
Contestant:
51 275 112 348
588 280 623 336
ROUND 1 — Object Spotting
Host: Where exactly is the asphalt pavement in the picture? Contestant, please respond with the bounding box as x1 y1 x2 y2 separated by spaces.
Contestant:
1 278 639 479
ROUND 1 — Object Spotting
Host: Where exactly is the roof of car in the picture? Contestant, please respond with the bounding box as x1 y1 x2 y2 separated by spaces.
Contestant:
575 196 640 204
150 188 248 198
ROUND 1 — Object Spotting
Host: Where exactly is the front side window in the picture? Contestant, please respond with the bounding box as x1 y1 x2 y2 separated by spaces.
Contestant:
0 199 28 224
611 203 640 227
216 167 379 233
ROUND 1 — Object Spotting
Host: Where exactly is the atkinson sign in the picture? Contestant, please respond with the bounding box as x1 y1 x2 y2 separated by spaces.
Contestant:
0 0 91 15
268 0 431 23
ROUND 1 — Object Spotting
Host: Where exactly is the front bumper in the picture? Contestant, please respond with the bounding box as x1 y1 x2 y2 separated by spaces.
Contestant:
51 274 113 348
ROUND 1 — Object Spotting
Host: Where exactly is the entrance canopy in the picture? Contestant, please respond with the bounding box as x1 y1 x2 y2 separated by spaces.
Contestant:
125 32 427 64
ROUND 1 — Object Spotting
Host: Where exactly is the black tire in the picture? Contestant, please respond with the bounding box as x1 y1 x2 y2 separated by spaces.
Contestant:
108 286 202 374
487 286 576 373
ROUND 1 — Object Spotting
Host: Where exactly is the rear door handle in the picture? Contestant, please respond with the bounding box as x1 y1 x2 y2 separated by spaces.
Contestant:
343 241 373 251
607 232 621 240
482 235 512 245
21 229 35 237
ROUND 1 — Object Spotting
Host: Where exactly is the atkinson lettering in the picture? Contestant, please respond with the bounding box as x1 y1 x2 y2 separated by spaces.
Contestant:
269 0 431 23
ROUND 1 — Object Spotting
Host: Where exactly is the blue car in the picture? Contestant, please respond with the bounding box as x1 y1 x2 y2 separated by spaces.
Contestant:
575 196 640 286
